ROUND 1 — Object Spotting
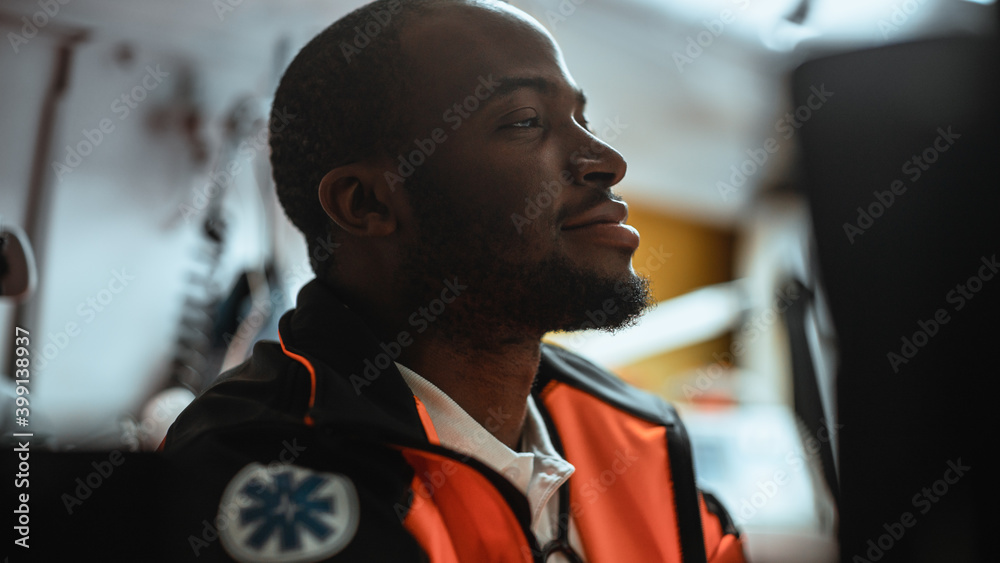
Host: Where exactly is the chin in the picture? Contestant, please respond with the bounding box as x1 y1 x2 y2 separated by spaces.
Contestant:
547 267 653 334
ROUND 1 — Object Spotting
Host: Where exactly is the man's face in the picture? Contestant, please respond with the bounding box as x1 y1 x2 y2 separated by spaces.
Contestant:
390 1 651 345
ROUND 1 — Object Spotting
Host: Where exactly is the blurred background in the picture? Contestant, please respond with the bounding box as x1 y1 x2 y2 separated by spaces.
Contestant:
1 0 997 561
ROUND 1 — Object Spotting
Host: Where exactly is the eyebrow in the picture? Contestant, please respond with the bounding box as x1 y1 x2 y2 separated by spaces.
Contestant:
488 76 588 108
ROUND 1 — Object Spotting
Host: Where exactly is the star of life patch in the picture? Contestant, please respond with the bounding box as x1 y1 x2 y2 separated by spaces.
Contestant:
219 463 359 562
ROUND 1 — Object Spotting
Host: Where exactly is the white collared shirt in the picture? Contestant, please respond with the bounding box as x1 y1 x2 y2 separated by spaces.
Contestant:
396 362 586 562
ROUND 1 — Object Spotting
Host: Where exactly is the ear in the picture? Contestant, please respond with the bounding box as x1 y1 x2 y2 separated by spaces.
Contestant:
317 162 397 237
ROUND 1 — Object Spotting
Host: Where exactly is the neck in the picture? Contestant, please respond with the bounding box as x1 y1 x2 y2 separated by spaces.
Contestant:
400 335 543 450
332 278 545 449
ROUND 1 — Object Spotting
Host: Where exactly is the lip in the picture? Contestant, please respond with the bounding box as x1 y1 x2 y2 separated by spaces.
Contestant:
562 199 630 230
561 200 640 250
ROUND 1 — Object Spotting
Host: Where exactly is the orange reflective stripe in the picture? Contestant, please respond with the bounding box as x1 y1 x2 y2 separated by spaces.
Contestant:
414 396 441 445
708 535 747 563
403 471 461 563
542 382 683 563
701 494 747 562
399 448 533 563
277 332 316 426
700 494 724 558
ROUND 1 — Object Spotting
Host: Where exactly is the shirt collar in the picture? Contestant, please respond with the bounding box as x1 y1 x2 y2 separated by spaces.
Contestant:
395 362 575 515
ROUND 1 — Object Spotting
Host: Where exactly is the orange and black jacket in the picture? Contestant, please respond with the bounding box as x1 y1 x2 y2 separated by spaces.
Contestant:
163 279 746 562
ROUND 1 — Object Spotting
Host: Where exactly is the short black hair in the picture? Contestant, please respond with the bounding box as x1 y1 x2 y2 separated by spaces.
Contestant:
269 0 450 278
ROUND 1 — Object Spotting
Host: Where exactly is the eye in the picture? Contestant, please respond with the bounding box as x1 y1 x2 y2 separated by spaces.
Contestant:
508 117 540 128
500 108 541 130
577 114 592 133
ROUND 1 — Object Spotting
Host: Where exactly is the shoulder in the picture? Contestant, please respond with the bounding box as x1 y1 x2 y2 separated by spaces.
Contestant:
160 342 426 561
161 421 424 561
538 343 681 427
163 339 312 451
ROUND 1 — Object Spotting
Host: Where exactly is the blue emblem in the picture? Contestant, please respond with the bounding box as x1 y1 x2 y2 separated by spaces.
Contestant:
220 463 359 562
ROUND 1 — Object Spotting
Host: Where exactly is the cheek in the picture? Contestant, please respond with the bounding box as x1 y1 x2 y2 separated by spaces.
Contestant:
496 182 563 249
439 163 536 219
432 140 563 243
483 155 559 215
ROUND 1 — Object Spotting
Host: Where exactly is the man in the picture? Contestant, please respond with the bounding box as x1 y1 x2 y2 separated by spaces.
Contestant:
164 1 746 561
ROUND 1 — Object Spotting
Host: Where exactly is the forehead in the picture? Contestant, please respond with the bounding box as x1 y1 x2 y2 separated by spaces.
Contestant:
399 3 575 114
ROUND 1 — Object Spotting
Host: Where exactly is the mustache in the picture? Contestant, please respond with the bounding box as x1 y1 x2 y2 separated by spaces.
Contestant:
555 190 624 225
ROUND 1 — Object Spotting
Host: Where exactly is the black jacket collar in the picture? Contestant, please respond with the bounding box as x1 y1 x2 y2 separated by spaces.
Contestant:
281 279 679 439
278 279 427 443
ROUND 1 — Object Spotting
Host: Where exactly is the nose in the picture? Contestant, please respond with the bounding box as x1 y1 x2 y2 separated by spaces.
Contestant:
568 130 627 190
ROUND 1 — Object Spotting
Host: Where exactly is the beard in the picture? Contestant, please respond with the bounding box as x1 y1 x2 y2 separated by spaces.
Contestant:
394 167 653 351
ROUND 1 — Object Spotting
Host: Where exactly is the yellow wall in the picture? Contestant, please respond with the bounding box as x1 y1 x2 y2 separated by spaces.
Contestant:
626 200 734 302
617 197 736 403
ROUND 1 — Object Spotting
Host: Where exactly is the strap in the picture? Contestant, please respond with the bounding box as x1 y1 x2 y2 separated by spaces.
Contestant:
539 484 584 563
